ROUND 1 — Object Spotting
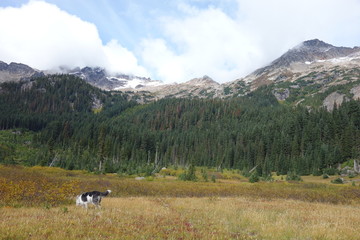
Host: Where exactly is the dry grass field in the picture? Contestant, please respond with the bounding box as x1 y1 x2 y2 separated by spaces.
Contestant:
1 165 360 239
1 197 360 240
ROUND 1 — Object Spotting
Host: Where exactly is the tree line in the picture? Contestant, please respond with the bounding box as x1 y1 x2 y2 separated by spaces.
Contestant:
1 75 360 176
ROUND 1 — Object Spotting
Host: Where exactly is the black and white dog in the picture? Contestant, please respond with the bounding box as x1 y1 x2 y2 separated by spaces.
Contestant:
76 190 111 209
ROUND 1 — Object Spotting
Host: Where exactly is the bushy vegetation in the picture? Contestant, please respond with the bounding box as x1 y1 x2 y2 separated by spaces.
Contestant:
286 171 303 181
249 172 259 183
331 178 344 184
1 165 360 208
0 165 80 207
178 164 197 181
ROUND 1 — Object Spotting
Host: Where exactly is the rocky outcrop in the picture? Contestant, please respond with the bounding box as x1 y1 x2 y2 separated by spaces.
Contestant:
323 92 346 111
0 61 41 82
350 85 360 100
185 75 220 87
340 166 357 177
273 88 290 101
125 75 224 100
67 66 161 91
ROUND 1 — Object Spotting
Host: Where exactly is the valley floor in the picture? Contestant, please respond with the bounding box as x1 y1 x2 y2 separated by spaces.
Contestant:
1 197 360 240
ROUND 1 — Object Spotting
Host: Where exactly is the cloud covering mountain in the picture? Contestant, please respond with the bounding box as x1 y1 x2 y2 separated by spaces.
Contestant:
0 0 360 83
0 1 149 77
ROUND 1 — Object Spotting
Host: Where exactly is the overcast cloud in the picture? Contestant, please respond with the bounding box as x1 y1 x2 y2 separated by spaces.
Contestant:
0 0 360 83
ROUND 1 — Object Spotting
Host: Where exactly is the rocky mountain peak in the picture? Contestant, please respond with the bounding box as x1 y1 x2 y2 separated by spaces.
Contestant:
254 39 360 76
0 61 36 75
301 39 333 49
66 66 161 90
185 75 219 86
0 61 41 83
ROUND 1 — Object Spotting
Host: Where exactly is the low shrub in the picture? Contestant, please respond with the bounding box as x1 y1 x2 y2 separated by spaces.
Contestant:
0 166 80 207
348 173 357 178
249 172 259 183
312 169 322 176
201 168 208 182
178 164 197 181
159 168 177 177
261 174 274 182
286 171 302 181
211 175 216 183
331 178 344 184
323 168 339 176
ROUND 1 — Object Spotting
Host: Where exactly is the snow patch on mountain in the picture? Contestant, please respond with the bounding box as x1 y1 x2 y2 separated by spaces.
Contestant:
112 77 163 90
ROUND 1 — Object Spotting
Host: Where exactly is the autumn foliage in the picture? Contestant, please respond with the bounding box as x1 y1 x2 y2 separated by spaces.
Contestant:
0 165 80 207
1 164 360 208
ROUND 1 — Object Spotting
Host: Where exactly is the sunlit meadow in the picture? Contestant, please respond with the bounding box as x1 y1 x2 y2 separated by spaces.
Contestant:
1 165 360 239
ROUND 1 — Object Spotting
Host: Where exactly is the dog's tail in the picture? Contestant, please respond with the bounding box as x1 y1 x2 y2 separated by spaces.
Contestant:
100 190 111 197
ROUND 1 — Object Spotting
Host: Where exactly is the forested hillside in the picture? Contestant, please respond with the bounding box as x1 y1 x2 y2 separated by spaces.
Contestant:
1 75 360 176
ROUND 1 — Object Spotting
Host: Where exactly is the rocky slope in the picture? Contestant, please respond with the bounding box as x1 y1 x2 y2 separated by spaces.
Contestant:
0 61 43 82
126 75 223 100
62 66 162 91
225 39 360 109
0 62 161 91
239 39 360 88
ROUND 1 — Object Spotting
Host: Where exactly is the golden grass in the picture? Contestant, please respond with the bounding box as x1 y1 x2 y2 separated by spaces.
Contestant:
2 165 360 208
1 197 360 240
2 165 360 239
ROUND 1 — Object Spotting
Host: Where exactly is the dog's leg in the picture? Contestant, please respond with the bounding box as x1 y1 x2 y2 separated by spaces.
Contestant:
93 202 101 210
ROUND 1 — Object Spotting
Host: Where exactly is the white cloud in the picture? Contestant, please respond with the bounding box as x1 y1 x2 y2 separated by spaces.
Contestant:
140 0 360 83
0 0 149 76
103 40 149 76
236 0 360 59
1 0 360 84
141 6 262 83
141 38 184 83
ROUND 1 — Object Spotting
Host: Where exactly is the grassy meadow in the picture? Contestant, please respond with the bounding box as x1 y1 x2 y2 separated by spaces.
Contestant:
1 165 360 239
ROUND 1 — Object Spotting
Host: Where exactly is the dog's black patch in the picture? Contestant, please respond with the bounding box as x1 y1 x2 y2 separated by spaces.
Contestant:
80 191 109 202
81 192 90 202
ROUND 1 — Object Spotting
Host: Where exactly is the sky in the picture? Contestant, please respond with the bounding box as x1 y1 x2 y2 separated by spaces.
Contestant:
0 0 360 84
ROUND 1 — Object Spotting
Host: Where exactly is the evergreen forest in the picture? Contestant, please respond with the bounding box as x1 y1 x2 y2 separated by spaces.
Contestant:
1 75 360 176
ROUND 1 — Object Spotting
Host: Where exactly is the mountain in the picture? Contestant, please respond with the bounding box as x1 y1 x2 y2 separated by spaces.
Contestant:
244 39 360 85
0 62 162 91
129 75 224 100
63 66 162 90
126 39 360 107
0 61 44 83
0 39 360 109
256 39 359 72
226 39 360 109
